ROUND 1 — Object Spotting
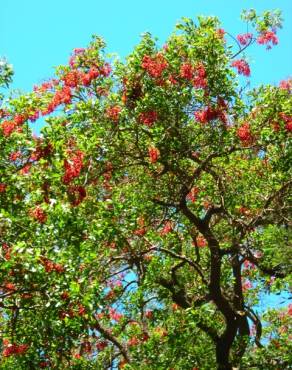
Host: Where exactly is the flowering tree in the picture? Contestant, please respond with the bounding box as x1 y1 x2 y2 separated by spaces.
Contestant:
0 9 291 370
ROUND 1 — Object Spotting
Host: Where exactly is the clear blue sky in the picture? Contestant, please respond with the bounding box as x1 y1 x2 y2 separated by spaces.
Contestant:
0 0 291 92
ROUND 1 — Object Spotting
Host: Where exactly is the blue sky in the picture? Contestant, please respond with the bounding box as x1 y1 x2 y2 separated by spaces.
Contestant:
0 0 291 93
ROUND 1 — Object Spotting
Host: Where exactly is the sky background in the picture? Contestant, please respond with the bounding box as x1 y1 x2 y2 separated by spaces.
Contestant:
0 0 291 309
0 0 291 93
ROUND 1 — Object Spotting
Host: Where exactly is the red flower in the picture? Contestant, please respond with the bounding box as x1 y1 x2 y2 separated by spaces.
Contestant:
1 120 17 137
194 107 218 123
100 63 112 77
63 70 80 88
279 113 292 132
237 123 253 143
106 106 121 122
30 206 47 223
160 221 173 235
141 53 168 78
139 111 158 127
237 33 253 46
148 147 160 163
216 28 225 39
231 59 250 77
9 151 22 161
63 150 84 184
196 236 207 248
257 31 278 49
180 63 194 80
2 343 29 357
193 63 207 89
279 78 292 92
128 337 139 347
187 187 200 202
14 114 26 125
0 183 6 192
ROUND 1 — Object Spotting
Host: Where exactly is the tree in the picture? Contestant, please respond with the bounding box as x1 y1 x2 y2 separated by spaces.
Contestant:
0 8 291 370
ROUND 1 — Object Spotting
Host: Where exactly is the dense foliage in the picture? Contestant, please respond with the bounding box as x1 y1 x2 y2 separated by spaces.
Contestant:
0 9 291 370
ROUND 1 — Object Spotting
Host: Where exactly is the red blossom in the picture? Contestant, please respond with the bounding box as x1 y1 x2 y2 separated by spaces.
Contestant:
186 187 200 202
139 111 158 127
231 59 250 77
2 343 29 357
237 123 253 143
0 183 6 192
257 31 278 49
106 106 121 122
194 107 219 123
279 78 292 92
63 150 84 184
141 53 168 78
180 63 194 80
195 236 207 248
14 114 26 125
9 151 22 161
216 28 225 39
160 221 173 236
30 206 47 223
100 63 112 77
63 70 80 88
192 63 207 89
1 120 17 136
40 257 64 273
128 337 139 346
279 112 292 132
148 147 160 163
237 33 253 46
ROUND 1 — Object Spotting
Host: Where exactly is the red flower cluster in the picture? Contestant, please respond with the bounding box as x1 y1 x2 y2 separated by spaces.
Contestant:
63 150 84 184
1 120 17 137
40 257 64 273
68 185 86 206
2 243 11 260
257 31 278 49
109 308 123 321
237 33 253 46
9 151 22 161
216 28 225 39
43 86 72 116
279 113 292 132
237 123 253 143
2 342 29 357
187 187 200 202
180 63 193 80
139 110 158 127
195 236 207 248
106 106 121 122
231 59 250 77
160 221 173 236
63 70 80 88
279 78 292 92
148 147 160 163
180 63 207 88
0 183 6 192
194 104 226 124
141 53 168 78
193 63 207 89
30 206 47 223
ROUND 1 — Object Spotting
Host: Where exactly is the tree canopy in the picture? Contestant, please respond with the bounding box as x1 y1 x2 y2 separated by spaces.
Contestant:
0 8 291 370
